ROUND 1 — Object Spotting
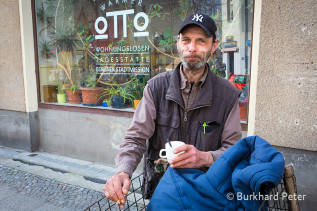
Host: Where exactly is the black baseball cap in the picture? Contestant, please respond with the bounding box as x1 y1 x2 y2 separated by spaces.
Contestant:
178 14 217 37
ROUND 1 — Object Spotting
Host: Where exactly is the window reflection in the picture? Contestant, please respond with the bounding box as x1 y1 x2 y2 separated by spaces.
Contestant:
35 0 252 126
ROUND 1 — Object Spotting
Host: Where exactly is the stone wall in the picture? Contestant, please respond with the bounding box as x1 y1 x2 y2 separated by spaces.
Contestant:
38 109 139 169
0 0 26 112
0 110 32 151
254 0 317 151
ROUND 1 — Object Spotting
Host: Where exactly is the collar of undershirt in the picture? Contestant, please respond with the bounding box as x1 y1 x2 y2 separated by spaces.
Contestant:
179 64 208 90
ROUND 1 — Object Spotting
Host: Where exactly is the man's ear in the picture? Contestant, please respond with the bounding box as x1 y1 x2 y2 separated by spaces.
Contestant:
211 39 219 54
176 37 181 52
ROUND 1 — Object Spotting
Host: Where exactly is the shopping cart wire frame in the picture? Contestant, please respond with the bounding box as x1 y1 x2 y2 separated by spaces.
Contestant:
84 173 162 211
85 164 299 211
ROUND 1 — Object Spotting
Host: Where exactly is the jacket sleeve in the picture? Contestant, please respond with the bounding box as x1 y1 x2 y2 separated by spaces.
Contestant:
210 99 242 161
115 85 157 177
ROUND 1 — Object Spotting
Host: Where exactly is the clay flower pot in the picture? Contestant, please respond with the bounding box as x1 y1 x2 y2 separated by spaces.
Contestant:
66 90 81 104
80 87 103 106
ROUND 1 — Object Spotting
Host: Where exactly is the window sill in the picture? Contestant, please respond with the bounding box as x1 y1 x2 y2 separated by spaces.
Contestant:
38 102 135 118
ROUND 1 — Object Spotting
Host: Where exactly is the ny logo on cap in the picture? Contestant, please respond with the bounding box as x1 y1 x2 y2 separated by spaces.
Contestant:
192 14 203 22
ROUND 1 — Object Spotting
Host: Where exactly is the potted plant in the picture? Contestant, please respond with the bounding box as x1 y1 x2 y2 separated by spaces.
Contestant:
49 26 81 90
102 98 112 107
42 25 83 105
65 84 81 104
116 85 135 108
238 84 249 122
102 82 133 109
102 85 123 108
80 70 103 106
57 85 66 104
101 78 146 109
127 79 146 109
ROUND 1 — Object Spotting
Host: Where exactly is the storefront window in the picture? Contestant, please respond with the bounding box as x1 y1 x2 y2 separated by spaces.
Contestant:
34 0 252 124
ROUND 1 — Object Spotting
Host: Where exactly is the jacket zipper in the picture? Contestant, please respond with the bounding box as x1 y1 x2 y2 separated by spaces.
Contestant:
166 96 210 142
166 97 210 122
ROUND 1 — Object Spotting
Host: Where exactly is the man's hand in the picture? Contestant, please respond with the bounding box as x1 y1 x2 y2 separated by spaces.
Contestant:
169 144 214 169
103 172 131 209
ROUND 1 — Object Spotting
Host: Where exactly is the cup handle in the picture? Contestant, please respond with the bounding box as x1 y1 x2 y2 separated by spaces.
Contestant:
159 149 167 158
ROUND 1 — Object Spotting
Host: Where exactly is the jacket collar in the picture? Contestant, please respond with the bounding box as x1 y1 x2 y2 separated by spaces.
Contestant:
166 62 214 110
179 64 208 90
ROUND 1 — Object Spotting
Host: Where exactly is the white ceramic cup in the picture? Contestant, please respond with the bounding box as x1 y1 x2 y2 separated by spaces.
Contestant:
159 141 185 162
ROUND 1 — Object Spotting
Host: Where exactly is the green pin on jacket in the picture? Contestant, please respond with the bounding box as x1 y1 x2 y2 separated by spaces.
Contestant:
203 122 207 134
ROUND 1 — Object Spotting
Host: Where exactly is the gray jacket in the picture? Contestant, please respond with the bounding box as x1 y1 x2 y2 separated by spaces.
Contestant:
142 63 241 198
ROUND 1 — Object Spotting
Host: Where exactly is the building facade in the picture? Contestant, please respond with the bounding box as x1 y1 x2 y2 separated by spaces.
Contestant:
0 0 316 209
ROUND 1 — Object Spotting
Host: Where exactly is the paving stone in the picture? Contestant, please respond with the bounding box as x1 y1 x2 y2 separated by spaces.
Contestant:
0 192 47 211
0 185 16 200
32 202 64 211
0 165 103 210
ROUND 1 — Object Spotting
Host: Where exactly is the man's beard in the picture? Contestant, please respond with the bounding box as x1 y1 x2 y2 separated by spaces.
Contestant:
180 52 210 70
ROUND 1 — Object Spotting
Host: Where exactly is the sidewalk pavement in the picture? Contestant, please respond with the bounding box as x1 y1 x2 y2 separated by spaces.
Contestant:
0 146 141 211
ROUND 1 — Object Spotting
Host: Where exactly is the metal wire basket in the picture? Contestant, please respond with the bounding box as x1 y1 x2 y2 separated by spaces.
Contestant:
85 165 299 211
258 164 299 211
258 179 289 211
84 173 161 211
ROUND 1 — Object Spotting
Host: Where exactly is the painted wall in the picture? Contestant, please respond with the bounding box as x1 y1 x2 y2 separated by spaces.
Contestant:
37 109 143 169
0 0 39 150
252 0 317 151
0 0 26 112
0 110 34 151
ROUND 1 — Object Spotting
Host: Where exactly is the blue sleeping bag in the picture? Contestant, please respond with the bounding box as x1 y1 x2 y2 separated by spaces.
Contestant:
147 136 285 211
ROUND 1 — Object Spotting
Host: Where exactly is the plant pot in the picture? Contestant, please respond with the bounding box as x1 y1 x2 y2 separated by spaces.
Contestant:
80 87 103 106
57 93 66 104
239 105 248 122
43 85 57 103
66 90 81 104
102 102 108 107
112 96 127 108
133 99 141 110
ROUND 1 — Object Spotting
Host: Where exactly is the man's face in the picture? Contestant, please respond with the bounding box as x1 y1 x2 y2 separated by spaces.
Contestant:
177 25 218 71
